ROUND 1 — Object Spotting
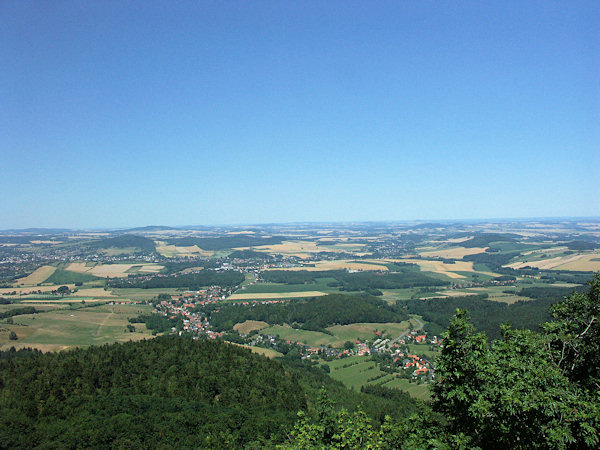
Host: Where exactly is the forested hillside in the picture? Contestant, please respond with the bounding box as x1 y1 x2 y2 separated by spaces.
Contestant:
207 294 409 332
0 337 419 448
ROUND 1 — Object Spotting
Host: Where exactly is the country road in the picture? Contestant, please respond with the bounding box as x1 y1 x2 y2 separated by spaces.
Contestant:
388 316 424 347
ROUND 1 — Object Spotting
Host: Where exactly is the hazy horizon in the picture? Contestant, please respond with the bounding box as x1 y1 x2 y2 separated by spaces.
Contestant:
2 1 598 229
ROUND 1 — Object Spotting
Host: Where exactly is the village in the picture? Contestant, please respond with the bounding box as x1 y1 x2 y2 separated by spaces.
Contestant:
148 285 441 383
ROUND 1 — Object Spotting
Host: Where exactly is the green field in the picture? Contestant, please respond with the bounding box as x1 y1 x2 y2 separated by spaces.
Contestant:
237 277 339 294
45 268 100 284
0 303 154 351
404 343 440 359
326 356 432 399
380 377 431 400
326 321 412 342
261 324 340 347
261 320 414 348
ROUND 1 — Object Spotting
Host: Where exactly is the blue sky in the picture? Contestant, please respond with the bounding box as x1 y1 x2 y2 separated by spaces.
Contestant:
1 1 598 228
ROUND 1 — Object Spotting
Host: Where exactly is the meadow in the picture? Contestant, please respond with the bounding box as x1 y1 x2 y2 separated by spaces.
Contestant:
0 303 154 351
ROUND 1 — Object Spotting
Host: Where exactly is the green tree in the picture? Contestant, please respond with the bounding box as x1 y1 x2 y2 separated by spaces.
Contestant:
8 331 17 340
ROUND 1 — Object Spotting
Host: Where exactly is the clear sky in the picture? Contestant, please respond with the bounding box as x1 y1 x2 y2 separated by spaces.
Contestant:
1 1 598 229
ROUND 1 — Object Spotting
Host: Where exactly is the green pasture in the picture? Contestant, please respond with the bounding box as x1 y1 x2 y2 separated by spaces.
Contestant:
381 378 431 401
261 324 340 347
238 277 339 294
0 303 154 351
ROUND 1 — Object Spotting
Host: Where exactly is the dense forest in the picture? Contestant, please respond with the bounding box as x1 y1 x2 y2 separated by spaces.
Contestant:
0 338 305 448
108 270 245 289
207 294 409 332
0 338 419 448
401 290 583 339
261 268 447 291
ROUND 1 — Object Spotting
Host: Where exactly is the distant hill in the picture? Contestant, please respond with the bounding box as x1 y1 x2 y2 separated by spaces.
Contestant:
121 225 177 232
89 234 156 252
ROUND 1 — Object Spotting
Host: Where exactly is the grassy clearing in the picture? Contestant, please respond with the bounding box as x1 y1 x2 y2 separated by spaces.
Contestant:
381 378 431 400
227 342 283 359
326 321 411 342
261 324 340 347
15 265 56 285
0 303 154 351
325 356 389 390
233 320 269 334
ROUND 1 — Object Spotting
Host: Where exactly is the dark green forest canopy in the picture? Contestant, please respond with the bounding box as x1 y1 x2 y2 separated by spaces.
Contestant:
0 337 420 448
207 294 409 332
460 233 519 248
0 338 305 448
262 268 447 290
87 234 156 252
402 292 582 340
165 235 287 250
108 269 245 289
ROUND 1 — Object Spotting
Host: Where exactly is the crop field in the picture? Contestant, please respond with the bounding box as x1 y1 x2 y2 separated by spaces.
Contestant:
156 244 214 258
0 285 76 295
325 356 390 390
504 253 598 270
0 303 154 351
228 291 327 300
418 246 488 259
109 288 183 301
66 262 164 278
554 253 600 271
227 342 283 359
237 278 338 294
239 240 365 257
268 259 388 272
14 265 56 285
233 320 269 334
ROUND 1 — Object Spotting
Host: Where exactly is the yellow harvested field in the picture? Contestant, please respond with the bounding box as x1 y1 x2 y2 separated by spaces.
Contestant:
70 288 115 297
393 259 477 279
0 342 71 352
21 299 109 304
30 240 60 244
238 240 364 257
435 290 482 297
156 245 213 257
238 240 321 254
15 265 56 285
504 253 592 270
419 247 488 259
228 291 327 300
66 262 164 278
0 284 75 295
266 259 388 272
233 320 269 334
555 254 600 271
227 342 283 358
